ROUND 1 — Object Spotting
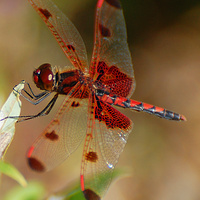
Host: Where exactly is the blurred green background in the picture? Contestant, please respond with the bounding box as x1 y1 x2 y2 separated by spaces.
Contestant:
0 0 199 199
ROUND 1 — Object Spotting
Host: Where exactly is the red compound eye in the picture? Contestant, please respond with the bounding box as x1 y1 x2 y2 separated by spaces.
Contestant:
40 68 53 84
33 69 40 84
33 63 54 90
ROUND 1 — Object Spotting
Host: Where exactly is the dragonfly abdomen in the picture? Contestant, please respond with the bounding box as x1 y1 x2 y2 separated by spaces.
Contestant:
96 89 186 121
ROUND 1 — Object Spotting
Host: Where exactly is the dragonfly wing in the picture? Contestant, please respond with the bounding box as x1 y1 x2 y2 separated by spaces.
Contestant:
28 0 88 72
80 93 133 198
90 0 135 97
27 83 88 172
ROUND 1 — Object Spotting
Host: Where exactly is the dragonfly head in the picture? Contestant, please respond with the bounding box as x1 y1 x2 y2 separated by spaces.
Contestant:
33 63 55 91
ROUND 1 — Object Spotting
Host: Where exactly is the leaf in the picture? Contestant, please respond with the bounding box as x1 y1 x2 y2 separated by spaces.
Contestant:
48 169 126 200
0 160 27 187
3 181 45 200
0 81 25 159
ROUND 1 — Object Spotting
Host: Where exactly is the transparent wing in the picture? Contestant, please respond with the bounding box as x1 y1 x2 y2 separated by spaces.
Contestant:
80 93 133 199
90 0 135 97
28 0 88 72
27 83 88 171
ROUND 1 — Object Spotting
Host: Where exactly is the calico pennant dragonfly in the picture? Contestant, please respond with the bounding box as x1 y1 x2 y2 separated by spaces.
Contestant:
21 0 187 199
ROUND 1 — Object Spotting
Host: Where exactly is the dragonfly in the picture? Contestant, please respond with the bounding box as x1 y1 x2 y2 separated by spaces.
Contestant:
19 0 186 199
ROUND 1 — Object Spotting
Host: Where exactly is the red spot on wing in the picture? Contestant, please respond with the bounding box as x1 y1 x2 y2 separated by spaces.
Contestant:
97 0 104 8
96 61 133 97
99 24 111 37
27 146 35 158
38 8 52 20
105 0 121 9
28 157 45 172
80 174 85 191
83 189 101 200
95 100 131 130
45 130 59 141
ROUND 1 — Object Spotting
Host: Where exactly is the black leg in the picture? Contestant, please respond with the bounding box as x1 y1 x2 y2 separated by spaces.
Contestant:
13 82 51 105
1 94 58 123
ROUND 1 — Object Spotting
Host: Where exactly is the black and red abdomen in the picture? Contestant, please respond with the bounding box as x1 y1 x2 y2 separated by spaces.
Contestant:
97 91 186 121
95 61 133 97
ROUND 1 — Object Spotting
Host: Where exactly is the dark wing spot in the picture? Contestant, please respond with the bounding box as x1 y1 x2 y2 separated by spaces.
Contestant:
67 45 75 51
38 8 52 20
83 189 101 200
28 157 45 172
85 151 98 162
99 24 111 37
71 101 80 107
105 0 121 9
45 130 59 141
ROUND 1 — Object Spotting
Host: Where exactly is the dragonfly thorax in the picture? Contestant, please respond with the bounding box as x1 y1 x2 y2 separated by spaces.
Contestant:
57 68 80 95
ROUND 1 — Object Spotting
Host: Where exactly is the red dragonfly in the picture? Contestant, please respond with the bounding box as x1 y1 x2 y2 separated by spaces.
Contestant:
22 0 186 199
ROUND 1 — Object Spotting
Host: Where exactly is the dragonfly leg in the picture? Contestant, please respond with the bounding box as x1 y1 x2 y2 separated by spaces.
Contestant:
17 93 59 122
0 94 58 123
13 82 51 105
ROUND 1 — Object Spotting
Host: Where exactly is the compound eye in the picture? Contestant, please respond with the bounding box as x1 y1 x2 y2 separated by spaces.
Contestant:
33 69 41 84
40 65 53 84
33 63 54 90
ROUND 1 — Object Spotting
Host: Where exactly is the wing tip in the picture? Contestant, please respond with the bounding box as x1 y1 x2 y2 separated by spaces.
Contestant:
27 146 46 172
27 157 46 172
83 188 101 200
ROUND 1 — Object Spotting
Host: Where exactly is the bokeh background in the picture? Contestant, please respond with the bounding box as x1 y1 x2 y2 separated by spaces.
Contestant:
0 0 199 199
